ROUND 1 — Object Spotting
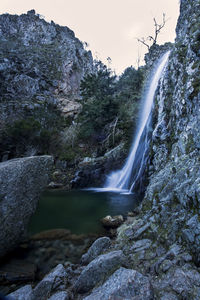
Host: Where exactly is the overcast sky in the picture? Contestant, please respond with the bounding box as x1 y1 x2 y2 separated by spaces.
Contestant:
0 0 180 74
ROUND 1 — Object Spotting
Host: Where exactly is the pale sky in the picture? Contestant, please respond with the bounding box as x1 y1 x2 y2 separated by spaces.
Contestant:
0 0 180 74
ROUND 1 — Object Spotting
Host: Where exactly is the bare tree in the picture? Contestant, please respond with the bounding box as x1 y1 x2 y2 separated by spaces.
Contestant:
137 13 167 50
135 46 142 69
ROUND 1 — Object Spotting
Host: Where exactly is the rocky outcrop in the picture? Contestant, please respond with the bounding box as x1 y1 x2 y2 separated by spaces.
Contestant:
0 155 53 257
74 250 126 293
71 143 126 188
81 237 111 265
83 267 153 300
141 0 200 260
0 10 93 122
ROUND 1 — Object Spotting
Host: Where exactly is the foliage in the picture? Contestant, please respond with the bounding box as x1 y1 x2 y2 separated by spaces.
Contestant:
77 61 145 150
0 104 65 158
78 61 118 142
116 66 144 102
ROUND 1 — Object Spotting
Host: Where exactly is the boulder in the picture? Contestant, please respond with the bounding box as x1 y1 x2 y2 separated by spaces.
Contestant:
83 267 153 300
81 237 111 265
101 215 124 229
8 284 34 300
0 155 53 257
33 264 67 300
74 250 125 293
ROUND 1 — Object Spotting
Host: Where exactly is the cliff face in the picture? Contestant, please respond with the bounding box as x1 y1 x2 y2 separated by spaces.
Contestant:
0 10 94 123
142 0 200 257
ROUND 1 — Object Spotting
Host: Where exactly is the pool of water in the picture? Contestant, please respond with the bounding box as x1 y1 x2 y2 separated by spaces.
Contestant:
29 189 142 235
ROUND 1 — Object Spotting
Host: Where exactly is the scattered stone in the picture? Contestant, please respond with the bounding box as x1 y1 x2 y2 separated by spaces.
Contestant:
166 244 182 260
156 246 166 257
101 215 124 229
160 259 173 272
133 223 151 239
81 237 111 265
74 250 125 293
33 264 66 300
124 227 134 239
83 267 153 300
130 239 152 252
47 291 69 300
8 284 34 300
182 228 195 243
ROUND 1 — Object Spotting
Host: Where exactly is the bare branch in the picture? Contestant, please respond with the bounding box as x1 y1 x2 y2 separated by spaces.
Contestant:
137 13 167 49
137 38 150 50
153 13 166 45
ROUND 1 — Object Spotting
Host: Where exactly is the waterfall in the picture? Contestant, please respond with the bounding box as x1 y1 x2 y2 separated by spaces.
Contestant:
104 51 171 194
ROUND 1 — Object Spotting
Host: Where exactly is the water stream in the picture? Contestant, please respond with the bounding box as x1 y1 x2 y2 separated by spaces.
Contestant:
104 51 170 194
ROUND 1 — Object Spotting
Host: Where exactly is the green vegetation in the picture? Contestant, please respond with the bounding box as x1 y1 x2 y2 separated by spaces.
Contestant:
77 60 145 154
0 104 65 158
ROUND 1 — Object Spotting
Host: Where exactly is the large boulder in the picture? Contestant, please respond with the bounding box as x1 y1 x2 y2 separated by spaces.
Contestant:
0 155 53 257
83 267 153 300
74 250 126 293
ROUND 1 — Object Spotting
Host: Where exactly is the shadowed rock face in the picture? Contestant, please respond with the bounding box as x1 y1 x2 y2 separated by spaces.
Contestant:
0 155 53 257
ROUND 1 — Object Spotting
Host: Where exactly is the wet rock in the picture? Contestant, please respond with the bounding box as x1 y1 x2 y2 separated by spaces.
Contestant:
33 264 66 300
81 237 111 265
74 250 125 293
0 156 53 258
83 267 153 300
8 284 34 300
101 215 124 229
47 291 69 300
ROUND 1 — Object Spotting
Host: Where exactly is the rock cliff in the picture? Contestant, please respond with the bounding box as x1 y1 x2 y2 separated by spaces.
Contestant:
142 0 200 261
0 9 94 122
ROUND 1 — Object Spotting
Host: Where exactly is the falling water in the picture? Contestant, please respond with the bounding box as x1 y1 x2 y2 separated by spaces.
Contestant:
104 51 171 194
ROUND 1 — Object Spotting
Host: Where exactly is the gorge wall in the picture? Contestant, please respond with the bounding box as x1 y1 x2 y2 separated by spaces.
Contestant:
0 9 93 122
141 0 200 259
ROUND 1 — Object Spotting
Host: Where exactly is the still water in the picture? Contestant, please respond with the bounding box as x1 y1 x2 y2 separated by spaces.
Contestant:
29 190 142 235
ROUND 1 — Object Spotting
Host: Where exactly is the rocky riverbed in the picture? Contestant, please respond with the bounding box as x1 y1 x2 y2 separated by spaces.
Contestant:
3 211 200 300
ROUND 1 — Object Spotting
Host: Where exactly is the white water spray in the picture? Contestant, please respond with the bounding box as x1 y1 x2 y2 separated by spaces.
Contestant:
103 51 170 194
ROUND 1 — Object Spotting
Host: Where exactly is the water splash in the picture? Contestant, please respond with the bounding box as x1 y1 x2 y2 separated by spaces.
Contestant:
103 51 171 194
